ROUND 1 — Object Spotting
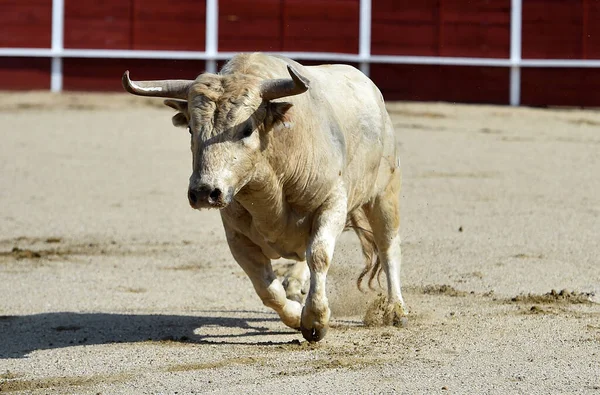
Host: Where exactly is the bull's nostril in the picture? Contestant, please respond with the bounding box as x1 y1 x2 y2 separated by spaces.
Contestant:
209 188 222 202
188 189 198 205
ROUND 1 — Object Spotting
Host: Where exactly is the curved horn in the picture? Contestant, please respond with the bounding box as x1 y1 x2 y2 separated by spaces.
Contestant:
260 65 310 101
122 70 194 100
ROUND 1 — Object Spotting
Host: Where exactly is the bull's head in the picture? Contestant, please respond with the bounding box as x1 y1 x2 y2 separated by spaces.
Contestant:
122 65 309 209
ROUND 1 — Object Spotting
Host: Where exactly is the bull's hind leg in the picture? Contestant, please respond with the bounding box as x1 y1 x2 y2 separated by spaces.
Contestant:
366 172 408 325
224 226 302 330
281 261 310 304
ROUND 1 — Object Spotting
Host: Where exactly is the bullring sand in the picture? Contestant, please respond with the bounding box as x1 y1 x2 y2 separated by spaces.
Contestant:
1 93 599 394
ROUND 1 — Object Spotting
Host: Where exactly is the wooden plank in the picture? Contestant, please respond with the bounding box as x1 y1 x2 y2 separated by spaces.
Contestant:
372 0 510 58
586 0 600 59
372 0 439 56
64 0 132 49
372 0 439 22
522 0 584 59
133 0 206 51
372 23 439 56
440 0 510 58
0 0 52 48
283 0 359 53
219 0 282 52
63 58 205 91
440 24 509 58
521 67 600 107
442 0 510 23
370 64 509 104
0 58 50 90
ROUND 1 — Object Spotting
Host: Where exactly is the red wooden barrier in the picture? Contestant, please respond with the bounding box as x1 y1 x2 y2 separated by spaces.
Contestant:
1 0 600 107
371 64 509 104
522 0 600 59
372 0 440 56
219 0 282 52
63 58 206 91
282 0 359 53
0 0 52 48
588 0 600 58
371 0 510 58
132 0 206 51
219 0 359 53
0 58 51 90
521 68 600 107
64 1 132 49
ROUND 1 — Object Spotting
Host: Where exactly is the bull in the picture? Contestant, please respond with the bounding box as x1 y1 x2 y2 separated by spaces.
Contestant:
122 53 407 341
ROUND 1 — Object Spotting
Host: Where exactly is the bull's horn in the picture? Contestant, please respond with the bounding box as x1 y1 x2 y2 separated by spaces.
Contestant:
122 70 193 100
260 65 310 101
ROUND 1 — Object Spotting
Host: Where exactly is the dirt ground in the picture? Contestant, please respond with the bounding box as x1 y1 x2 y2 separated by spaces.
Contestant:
1 92 599 394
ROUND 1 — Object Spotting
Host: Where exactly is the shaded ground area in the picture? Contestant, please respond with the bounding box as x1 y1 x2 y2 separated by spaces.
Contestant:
1 93 599 394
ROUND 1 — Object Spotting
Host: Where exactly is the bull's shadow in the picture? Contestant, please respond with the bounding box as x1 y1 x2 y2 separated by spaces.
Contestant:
0 311 296 359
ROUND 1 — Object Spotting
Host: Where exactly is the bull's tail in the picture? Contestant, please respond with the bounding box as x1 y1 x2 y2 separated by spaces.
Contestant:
346 208 383 290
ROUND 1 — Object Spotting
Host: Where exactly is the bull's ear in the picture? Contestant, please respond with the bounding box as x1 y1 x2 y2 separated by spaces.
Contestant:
164 99 187 112
269 102 293 125
171 113 189 127
164 99 189 128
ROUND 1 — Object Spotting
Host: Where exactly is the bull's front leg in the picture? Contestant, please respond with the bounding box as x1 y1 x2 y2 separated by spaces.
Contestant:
300 186 347 342
224 226 302 330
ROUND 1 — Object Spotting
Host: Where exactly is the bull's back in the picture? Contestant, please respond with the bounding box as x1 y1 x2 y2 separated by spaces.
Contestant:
303 64 397 209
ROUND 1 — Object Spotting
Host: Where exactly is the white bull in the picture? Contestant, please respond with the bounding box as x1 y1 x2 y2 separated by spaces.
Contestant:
122 53 407 341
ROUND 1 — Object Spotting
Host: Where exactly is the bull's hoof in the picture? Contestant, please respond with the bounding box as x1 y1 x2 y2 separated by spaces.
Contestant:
385 303 409 328
394 315 409 328
300 324 328 342
364 296 409 327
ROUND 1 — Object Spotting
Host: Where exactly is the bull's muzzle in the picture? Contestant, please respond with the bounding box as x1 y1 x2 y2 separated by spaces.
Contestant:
187 184 226 209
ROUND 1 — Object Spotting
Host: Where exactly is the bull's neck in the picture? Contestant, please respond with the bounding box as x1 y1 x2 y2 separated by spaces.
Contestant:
233 124 316 240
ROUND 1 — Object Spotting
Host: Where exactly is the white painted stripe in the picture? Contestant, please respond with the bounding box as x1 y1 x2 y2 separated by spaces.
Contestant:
50 0 64 92
50 57 62 93
51 0 64 52
368 55 511 67
205 0 218 73
510 66 521 107
509 0 523 106
510 0 522 63
359 0 372 76
521 59 600 67
0 48 54 57
2 47 600 68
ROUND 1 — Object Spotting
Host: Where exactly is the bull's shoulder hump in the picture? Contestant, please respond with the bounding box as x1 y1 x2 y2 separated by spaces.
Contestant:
306 64 368 79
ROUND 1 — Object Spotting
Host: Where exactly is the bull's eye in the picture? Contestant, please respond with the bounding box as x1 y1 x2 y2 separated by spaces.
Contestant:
242 124 253 138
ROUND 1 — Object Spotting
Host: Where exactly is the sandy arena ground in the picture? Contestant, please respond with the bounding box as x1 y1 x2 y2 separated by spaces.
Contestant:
1 92 599 394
